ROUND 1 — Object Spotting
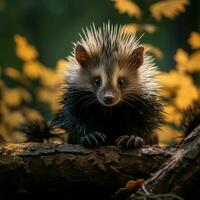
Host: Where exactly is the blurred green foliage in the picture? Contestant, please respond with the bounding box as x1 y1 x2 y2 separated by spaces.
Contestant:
0 0 199 70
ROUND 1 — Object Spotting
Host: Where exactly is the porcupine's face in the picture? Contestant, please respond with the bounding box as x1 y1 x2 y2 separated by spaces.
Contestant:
74 44 144 107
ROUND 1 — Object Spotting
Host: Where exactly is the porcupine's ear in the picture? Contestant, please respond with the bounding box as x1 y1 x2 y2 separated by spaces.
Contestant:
130 46 144 69
75 44 90 67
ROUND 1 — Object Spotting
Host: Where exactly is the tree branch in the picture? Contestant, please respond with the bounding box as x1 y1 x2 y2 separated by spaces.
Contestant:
129 125 200 200
0 142 174 199
0 126 199 200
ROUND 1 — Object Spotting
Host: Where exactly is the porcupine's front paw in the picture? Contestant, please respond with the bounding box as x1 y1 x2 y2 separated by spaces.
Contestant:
116 135 144 149
80 132 107 147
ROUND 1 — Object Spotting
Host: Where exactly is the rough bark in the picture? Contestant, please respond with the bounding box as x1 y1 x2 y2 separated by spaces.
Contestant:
129 125 200 200
0 126 199 200
0 142 174 199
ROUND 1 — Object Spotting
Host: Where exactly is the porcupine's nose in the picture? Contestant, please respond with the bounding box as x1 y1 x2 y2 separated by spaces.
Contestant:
103 93 116 105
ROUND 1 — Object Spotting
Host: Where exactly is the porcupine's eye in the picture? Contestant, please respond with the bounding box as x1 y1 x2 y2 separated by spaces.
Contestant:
118 77 126 88
93 76 102 88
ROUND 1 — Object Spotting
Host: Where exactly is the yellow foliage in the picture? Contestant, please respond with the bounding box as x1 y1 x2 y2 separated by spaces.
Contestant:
112 0 142 18
122 23 139 34
158 125 183 147
0 35 67 140
3 88 23 106
187 51 200 72
164 105 182 125
3 111 25 128
23 60 45 79
150 0 189 21
24 108 43 121
159 70 186 90
37 88 62 111
19 88 32 102
174 48 189 72
122 23 156 34
14 35 38 61
39 60 66 87
40 68 62 87
56 59 67 73
160 70 199 110
5 67 23 81
142 24 157 33
175 48 200 73
175 84 199 109
2 88 32 106
143 43 163 59
188 32 200 49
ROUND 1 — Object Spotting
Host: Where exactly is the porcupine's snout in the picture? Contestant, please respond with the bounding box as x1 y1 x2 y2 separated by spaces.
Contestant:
97 90 120 107
103 91 116 105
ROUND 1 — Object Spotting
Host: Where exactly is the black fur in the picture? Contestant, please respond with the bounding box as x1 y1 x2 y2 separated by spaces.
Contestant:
18 121 53 142
51 87 164 146
182 101 200 136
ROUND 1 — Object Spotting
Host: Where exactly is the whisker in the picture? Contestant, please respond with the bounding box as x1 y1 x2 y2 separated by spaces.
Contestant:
79 96 97 111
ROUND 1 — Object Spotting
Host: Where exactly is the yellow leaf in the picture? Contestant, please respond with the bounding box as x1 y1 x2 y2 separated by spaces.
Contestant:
23 60 44 79
40 68 62 87
187 51 200 72
122 23 157 34
14 35 38 61
164 105 182 125
150 0 189 21
36 88 52 103
24 108 43 121
18 88 32 102
188 32 200 49
174 48 189 72
3 88 22 106
112 0 142 18
5 67 23 81
3 111 25 128
37 88 62 111
159 70 198 104
2 88 32 106
159 70 189 89
56 59 67 73
175 83 199 109
158 125 183 146
143 43 163 59
121 23 139 34
142 24 157 33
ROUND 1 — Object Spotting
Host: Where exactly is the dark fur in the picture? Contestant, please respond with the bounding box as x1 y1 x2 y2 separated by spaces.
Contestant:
18 121 53 142
51 88 164 145
182 101 200 136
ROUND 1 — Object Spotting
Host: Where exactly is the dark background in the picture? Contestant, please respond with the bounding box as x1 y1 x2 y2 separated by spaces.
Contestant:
0 0 199 71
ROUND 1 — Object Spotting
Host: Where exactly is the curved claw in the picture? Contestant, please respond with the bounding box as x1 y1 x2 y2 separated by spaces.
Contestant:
134 136 144 148
116 135 144 149
94 132 107 144
80 132 107 147
116 135 129 148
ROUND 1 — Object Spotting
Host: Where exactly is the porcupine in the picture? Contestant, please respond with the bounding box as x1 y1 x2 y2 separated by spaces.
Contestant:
21 23 165 149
